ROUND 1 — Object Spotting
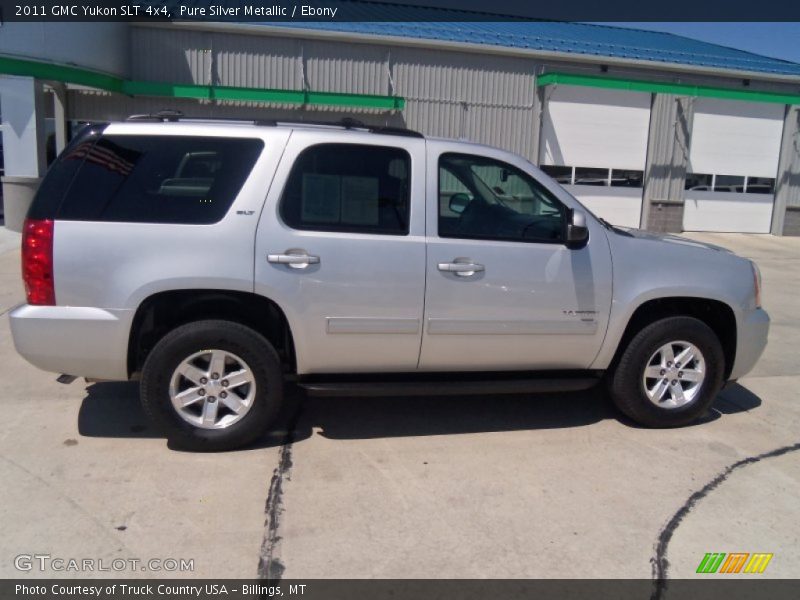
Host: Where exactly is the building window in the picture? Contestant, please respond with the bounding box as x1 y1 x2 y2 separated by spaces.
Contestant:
539 165 573 184
573 167 608 186
540 165 644 189
685 173 775 195
610 169 643 188
685 173 713 191
746 177 775 194
713 174 746 192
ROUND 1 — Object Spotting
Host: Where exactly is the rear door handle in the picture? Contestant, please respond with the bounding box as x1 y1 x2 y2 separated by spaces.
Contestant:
437 260 485 277
267 252 320 269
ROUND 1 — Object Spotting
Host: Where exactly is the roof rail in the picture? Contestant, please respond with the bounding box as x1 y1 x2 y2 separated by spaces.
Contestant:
123 113 424 138
126 110 184 122
258 117 424 138
120 110 425 138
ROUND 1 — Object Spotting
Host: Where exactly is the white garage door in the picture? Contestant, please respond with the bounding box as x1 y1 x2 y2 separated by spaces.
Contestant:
684 98 784 233
540 85 652 228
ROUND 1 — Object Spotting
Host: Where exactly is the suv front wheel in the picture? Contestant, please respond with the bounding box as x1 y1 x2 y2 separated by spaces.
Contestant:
608 316 725 427
140 320 284 451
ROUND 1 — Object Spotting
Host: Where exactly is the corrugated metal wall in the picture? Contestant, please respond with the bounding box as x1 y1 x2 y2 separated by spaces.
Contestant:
773 105 800 234
214 33 302 89
642 94 694 206
130 27 213 84
381 47 536 156
94 26 539 159
776 106 800 209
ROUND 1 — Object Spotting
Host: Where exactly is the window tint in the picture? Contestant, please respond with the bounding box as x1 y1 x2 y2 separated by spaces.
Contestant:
439 153 566 244
280 144 410 235
27 124 105 220
56 135 263 224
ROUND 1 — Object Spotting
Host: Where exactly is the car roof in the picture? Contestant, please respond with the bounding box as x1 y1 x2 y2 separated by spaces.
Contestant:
102 116 531 160
109 115 422 137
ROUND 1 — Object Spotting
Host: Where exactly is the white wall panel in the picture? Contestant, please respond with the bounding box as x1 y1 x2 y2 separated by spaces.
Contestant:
0 23 129 76
688 98 784 178
564 185 642 229
542 86 651 171
683 191 773 233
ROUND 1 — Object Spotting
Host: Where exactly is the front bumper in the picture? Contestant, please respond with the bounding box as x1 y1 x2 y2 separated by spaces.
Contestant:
729 308 770 380
9 304 133 381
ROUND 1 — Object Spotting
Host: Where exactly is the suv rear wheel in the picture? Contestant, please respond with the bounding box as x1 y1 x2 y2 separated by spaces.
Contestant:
140 320 283 451
608 316 725 427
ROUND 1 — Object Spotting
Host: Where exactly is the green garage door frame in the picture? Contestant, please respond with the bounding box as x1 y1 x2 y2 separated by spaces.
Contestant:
0 55 405 111
538 72 800 106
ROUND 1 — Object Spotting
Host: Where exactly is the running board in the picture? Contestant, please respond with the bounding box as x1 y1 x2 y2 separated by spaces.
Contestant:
298 376 600 397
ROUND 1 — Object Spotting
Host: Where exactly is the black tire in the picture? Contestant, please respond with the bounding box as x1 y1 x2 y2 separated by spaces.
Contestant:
140 320 283 451
608 316 725 428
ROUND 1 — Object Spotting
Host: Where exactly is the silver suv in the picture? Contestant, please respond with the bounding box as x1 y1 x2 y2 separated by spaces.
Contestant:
10 117 769 450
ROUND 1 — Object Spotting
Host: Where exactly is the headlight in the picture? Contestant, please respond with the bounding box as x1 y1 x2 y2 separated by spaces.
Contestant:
751 261 762 308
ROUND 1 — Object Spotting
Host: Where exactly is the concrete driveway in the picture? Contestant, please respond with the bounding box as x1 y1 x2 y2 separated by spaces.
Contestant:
0 229 798 582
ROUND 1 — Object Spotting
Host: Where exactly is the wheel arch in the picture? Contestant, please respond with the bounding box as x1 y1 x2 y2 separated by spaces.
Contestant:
609 296 737 380
127 289 296 378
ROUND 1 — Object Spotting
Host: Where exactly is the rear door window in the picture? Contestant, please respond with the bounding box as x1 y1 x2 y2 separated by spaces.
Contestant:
55 135 263 224
279 143 411 235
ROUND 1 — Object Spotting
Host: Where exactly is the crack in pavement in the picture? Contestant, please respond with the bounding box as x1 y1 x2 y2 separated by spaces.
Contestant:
650 440 800 600
257 405 303 581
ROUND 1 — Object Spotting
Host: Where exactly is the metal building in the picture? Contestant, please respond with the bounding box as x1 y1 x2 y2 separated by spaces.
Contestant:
2 19 800 235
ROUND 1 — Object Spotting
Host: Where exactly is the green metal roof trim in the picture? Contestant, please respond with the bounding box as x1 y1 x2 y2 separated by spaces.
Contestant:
0 55 404 110
538 72 800 106
124 80 405 109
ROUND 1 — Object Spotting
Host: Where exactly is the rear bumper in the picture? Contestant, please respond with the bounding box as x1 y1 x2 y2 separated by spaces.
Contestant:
9 304 132 381
730 308 770 380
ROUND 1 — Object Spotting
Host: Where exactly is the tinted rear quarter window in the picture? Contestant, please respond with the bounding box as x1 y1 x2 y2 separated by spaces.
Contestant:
27 124 105 220
54 135 263 224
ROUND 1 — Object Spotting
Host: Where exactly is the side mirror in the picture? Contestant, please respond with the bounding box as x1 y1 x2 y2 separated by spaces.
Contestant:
566 210 589 248
449 193 471 215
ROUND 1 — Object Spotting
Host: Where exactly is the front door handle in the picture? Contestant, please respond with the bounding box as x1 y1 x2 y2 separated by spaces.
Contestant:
438 259 485 277
267 251 320 269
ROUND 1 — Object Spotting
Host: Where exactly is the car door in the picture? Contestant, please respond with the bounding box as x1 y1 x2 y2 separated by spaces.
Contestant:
418 140 613 371
254 130 426 374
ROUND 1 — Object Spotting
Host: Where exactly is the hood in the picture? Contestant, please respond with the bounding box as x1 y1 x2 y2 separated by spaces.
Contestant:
615 227 732 253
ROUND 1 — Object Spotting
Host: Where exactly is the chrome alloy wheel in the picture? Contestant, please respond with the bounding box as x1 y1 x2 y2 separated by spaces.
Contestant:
169 349 256 429
642 341 705 409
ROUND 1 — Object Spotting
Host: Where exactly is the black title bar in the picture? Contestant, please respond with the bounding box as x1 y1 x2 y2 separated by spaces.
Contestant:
2 0 800 22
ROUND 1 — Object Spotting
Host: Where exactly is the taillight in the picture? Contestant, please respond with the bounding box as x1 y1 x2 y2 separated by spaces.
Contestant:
21 218 55 306
752 261 762 309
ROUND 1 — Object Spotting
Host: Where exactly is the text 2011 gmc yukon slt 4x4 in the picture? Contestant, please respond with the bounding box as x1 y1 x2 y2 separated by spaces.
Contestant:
10 118 769 450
